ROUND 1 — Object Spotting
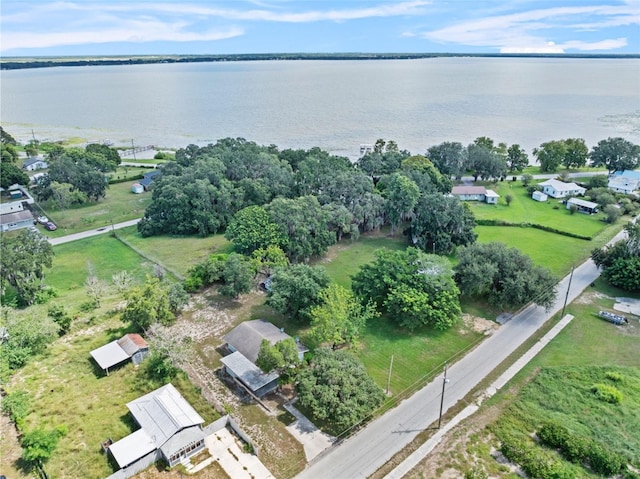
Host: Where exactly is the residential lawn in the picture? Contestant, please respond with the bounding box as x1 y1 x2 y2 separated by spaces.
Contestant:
467 181 608 238
315 232 407 288
358 317 483 398
116 226 233 277
47 234 156 307
519 165 607 176
475 218 624 277
38 181 152 236
105 166 155 182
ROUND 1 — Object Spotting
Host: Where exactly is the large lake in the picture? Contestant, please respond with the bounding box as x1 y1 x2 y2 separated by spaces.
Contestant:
1 58 639 159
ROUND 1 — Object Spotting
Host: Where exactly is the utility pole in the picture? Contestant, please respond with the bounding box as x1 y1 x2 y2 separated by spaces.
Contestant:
131 139 137 161
561 265 575 318
438 362 449 429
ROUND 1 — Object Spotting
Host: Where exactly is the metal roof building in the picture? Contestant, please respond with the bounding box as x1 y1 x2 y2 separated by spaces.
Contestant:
109 383 206 469
220 351 280 398
90 333 149 375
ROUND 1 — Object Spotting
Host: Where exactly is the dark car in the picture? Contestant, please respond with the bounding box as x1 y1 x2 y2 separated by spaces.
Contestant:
44 222 57 231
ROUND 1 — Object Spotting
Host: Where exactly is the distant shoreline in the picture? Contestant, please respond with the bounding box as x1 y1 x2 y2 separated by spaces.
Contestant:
2 52 639 70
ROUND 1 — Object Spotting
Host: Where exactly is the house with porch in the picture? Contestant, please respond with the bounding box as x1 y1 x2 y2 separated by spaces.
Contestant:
22 157 49 171
107 383 206 470
220 351 280 398
608 170 640 194
538 179 586 198
450 185 500 204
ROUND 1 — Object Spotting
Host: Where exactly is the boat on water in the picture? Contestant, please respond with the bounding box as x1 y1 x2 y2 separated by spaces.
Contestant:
598 310 629 325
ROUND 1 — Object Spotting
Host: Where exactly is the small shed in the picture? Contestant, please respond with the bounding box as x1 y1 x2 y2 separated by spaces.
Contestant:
131 182 144 194
220 351 280 398
532 190 548 202
484 189 500 204
567 197 599 214
90 333 149 374
9 189 22 199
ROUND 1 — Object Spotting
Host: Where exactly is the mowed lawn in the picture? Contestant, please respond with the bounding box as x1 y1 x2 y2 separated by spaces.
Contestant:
467 181 607 238
116 226 233 277
47 234 156 305
41 181 152 236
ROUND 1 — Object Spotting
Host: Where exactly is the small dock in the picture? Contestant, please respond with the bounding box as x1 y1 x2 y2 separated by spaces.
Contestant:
119 145 155 157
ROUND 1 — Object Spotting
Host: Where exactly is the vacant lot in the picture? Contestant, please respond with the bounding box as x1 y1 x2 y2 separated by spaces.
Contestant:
407 280 640 478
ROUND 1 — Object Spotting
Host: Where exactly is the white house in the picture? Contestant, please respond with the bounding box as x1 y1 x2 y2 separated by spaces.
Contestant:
108 384 206 469
608 170 640 194
451 186 500 204
532 190 548 202
538 179 586 198
22 157 49 171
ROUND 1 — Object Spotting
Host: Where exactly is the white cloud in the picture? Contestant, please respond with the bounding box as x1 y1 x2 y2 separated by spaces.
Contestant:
422 3 639 52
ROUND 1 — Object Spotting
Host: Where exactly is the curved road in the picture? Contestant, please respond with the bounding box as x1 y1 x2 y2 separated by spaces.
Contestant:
297 226 627 479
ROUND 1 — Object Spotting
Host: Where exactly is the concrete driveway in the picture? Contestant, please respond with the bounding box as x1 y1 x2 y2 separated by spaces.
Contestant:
284 401 335 461
204 427 274 479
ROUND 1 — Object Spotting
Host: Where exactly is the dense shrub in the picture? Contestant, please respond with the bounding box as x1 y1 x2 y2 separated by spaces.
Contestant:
591 383 623 404
1 390 30 429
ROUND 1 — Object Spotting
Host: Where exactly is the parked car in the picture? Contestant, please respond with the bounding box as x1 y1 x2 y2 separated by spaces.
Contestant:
44 222 57 231
37 216 49 224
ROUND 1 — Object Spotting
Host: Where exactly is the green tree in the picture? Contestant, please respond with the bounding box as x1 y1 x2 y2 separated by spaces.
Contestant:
219 253 254 298
534 140 566 173
266 264 331 322
468 140 507 181
352 248 461 331
1 312 59 369
85 143 121 171
506 144 529 172
225 205 286 254
266 196 336 262
122 275 175 331
384 173 420 235
426 141 468 179
0 162 30 189
296 348 385 433
588 175 609 189
603 204 622 224
604 257 640 292
256 339 284 372
409 194 477 255
0 126 17 145
21 426 66 466
0 229 54 306
309 284 378 347
505 194 513 206
455 242 557 310
562 138 588 169
251 245 289 276
592 223 640 291
589 137 640 174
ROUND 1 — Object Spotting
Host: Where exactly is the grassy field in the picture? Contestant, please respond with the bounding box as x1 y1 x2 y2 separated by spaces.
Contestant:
116 226 233 277
39 181 152 236
315 231 407 287
413 280 640 478
468 180 608 238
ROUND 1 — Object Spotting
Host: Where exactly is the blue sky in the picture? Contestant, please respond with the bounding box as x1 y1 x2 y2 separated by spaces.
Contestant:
1 1 639 56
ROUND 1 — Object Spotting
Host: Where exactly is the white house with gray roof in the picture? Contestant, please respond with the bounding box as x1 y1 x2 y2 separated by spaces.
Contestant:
538 179 586 198
108 383 205 469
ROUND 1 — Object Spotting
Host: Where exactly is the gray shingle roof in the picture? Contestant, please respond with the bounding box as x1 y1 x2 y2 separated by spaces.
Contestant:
223 320 291 363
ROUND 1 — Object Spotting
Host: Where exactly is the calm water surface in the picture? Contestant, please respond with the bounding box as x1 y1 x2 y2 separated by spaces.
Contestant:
1 58 639 158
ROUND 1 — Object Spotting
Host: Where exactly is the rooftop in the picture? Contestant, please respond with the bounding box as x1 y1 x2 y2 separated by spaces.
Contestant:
539 179 584 191
220 351 280 392
451 185 487 195
224 319 292 363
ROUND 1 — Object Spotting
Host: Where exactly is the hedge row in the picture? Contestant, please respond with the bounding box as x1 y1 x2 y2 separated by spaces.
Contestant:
108 173 144 185
537 422 627 476
500 433 575 479
475 219 593 241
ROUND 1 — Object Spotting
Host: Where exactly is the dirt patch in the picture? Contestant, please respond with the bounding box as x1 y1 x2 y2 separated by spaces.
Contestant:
0 413 29 478
461 314 499 335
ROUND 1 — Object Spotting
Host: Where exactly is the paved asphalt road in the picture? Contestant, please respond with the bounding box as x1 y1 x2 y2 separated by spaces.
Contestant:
296 228 626 479
48 218 140 246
